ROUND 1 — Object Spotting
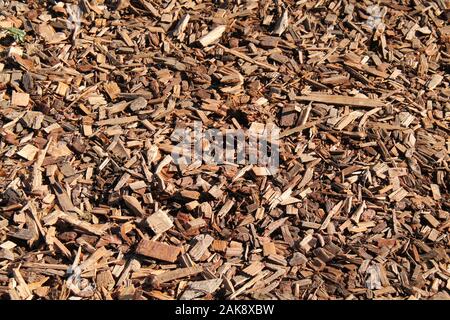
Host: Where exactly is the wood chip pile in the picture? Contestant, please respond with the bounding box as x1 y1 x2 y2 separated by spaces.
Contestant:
0 0 449 300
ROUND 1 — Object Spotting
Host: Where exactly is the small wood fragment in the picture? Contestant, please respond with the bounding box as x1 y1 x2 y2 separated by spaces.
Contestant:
136 240 181 262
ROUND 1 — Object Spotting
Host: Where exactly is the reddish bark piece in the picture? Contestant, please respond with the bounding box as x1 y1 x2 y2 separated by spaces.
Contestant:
136 240 181 262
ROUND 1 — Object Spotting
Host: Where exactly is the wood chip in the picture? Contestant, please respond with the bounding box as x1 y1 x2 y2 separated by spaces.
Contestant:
198 25 226 47
136 240 181 263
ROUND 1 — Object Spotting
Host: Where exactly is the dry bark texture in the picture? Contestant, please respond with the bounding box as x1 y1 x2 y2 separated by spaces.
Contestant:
0 0 449 300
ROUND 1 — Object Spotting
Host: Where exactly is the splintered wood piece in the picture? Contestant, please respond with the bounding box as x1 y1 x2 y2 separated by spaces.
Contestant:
217 44 278 72
428 74 443 90
185 200 199 211
104 82 121 100
389 187 408 202
17 144 39 161
129 97 147 112
296 94 384 107
242 261 265 276
430 184 441 200
146 209 173 234
211 240 228 252
189 234 214 261
198 25 226 47
96 116 139 126
155 265 203 283
217 199 234 217
320 201 344 230
180 279 223 299
12 268 32 299
173 14 190 38
122 195 145 216
22 111 44 129
136 240 181 262
56 82 69 96
252 166 271 176
187 218 206 230
180 190 201 200
59 213 110 236
96 270 115 290
51 182 75 212
208 185 223 199
263 242 276 256
273 9 289 36
11 91 30 106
